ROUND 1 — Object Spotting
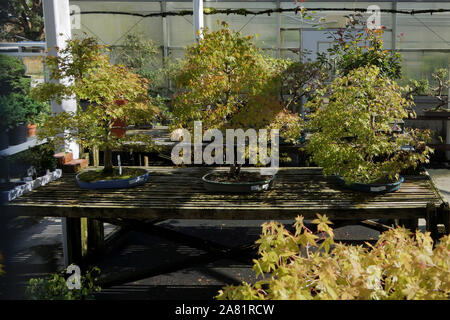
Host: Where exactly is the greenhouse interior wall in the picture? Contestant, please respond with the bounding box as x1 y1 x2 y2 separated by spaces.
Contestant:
68 0 450 85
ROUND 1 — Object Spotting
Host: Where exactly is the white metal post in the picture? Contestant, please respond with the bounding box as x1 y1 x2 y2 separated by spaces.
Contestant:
42 0 79 159
42 0 78 267
193 0 204 42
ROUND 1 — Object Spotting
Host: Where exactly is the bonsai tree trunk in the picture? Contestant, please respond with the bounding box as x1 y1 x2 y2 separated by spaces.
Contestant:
103 147 113 174
229 163 242 179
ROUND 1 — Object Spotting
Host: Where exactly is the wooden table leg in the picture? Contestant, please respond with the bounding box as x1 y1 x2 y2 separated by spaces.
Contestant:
63 217 83 266
426 203 439 243
87 218 105 254
442 202 450 236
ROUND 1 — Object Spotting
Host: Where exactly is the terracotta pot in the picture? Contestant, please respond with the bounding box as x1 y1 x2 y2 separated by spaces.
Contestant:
111 118 127 138
111 99 128 138
27 123 38 137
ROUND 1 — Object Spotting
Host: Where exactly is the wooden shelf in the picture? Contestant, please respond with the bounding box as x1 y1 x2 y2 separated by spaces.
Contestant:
0 137 47 157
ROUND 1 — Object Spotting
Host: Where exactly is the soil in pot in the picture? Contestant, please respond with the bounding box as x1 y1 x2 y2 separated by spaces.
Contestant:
202 171 275 193
8 122 28 145
337 175 404 193
76 167 149 189
27 124 37 137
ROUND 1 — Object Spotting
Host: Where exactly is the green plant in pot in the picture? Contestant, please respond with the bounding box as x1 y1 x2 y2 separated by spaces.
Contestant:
306 65 433 193
0 93 28 146
407 68 449 116
31 36 160 189
171 23 302 192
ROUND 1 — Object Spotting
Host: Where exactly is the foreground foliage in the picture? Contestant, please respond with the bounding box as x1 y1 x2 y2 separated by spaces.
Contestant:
25 266 101 300
217 215 450 300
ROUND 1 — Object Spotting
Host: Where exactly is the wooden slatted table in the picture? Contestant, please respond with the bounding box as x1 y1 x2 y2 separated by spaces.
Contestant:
2 166 448 281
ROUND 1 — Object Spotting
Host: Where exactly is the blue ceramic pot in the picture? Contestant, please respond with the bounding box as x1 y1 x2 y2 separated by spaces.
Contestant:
76 170 150 190
337 175 404 193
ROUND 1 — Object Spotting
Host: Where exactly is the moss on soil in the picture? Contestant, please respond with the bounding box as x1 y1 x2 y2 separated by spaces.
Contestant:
78 168 148 183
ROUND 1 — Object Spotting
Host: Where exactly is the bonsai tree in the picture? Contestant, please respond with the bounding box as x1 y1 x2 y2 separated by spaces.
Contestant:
217 214 450 300
171 23 302 180
407 68 449 111
112 32 180 124
31 37 159 177
306 65 432 185
318 15 402 80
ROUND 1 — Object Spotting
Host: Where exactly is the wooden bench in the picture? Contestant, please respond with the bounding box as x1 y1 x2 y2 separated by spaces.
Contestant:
2 166 448 287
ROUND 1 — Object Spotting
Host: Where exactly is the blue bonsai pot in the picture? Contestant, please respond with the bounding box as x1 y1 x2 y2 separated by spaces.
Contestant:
76 170 150 190
337 175 404 193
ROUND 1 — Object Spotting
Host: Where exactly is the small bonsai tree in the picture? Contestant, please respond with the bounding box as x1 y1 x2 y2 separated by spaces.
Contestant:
217 214 450 300
306 65 432 184
31 37 159 176
407 68 449 111
171 22 302 179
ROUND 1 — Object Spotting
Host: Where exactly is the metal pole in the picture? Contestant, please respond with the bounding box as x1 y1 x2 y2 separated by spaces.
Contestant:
193 0 204 42
42 0 78 268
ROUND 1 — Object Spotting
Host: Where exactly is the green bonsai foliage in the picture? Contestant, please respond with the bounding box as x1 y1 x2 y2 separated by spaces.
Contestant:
172 22 302 176
0 54 48 129
306 65 432 184
217 214 450 300
0 54 31 95
319 16 402 80
112 32 178 123
25 266 101 300
31 36 159 174
280 59 328 114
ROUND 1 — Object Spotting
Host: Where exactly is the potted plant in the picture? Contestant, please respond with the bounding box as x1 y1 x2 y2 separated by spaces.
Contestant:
0 93 28 146
31 37 159 189
407 68 449 118
0 54 43 145
306 65 433 193
171 23 302 192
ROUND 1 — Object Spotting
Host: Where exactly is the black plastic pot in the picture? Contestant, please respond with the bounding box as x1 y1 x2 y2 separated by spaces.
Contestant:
0 128 8 150
8 122 28 146
337 175 404 193
202 172 275 193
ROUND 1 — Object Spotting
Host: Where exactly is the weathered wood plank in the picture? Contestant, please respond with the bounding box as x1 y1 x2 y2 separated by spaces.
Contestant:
2 167 444 223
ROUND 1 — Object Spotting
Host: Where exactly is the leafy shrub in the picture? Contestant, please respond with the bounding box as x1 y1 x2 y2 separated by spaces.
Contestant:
319 17 402 80
217 214 450 300
305 65 432 184
0 54 31 95
25 266 101 300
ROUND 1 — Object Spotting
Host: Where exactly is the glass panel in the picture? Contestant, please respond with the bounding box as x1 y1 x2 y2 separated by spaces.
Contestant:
397 2 450 49
400 51 449 84
70 1 163 46
202 2 277 48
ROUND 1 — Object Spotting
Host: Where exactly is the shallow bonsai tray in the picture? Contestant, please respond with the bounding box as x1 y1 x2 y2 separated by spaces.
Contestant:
75 170 150 190
202 172 275 193
0 169 62 203
337 176 404 193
